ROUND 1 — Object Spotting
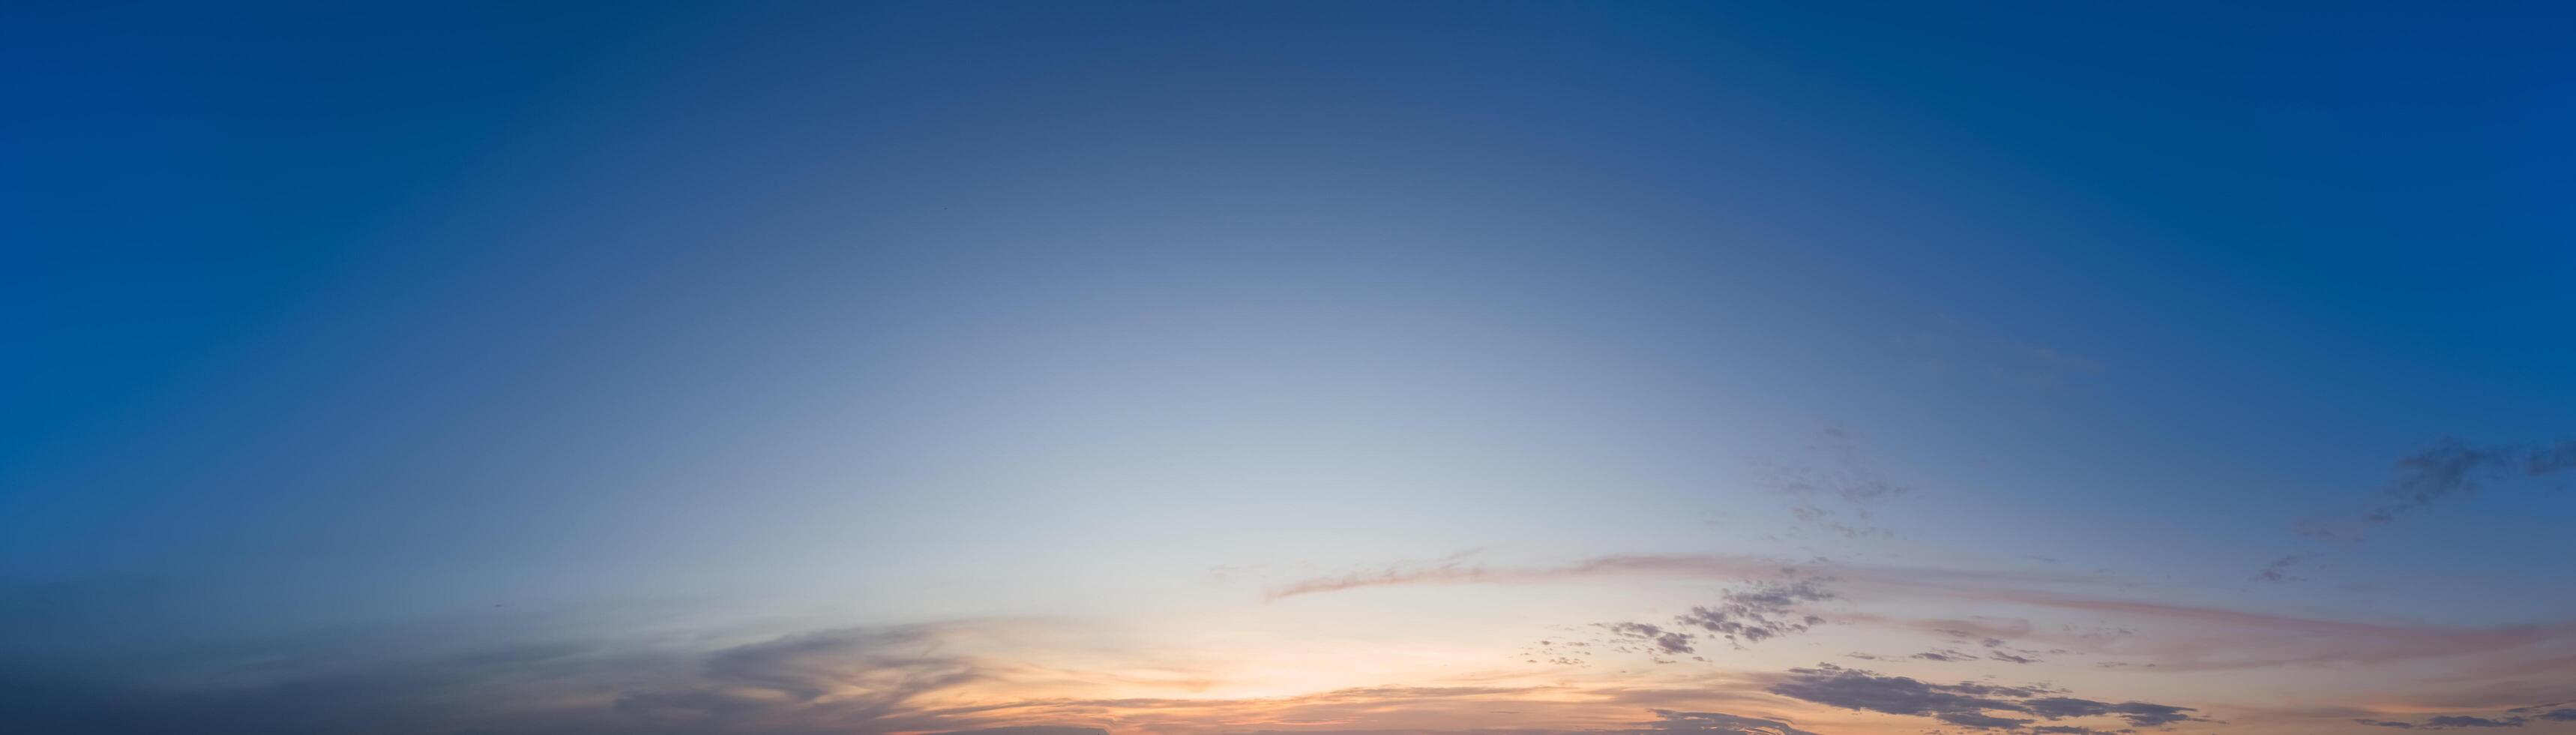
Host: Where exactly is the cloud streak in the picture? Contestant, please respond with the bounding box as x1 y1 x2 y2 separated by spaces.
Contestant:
1763 663 2199 731
2299 439 2576 540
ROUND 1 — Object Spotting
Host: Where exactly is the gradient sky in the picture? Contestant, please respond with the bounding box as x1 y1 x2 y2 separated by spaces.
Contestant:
6 2 2575 734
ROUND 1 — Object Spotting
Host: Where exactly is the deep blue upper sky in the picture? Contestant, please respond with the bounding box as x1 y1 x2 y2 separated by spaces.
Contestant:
3 4 2572 734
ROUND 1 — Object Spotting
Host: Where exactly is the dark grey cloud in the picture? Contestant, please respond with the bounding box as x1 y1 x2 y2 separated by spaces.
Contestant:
2350 705 2576 730
2019 697 2197 727
1910 649 1978 662
2353 711 2566 730
1987 651 2041 664
1601 622 1698 657
2300 439 2576 540
2425 716 2527 728
1598 579 1836 662
1674 579 1835 647
1763 663 2200 731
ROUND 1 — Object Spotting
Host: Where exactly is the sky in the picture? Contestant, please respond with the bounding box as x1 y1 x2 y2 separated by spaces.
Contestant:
4 2 2575 734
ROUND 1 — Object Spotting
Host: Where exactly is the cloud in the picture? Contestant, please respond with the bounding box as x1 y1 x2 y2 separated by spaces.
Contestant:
1265 553 2098 602
2299 439 2576 540
1892 315 2105 388
1091 709 1825 735
613 626 990 730
2425 716 2527 728
1595 579 1840 664
1265 554 1787 601
2349 705 2576 730
2522 442 2576 475
1275 549 2576 675
1620 709 1822 735
1675 580 1835 647
1602 622 1699 657
1763 663 2200 731
1751 429 1910 539
0 622 1087 735
2251 554 2310 583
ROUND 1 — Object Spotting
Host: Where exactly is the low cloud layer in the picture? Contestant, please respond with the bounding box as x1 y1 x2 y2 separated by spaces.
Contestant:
2356 706 2576 730
1764 663 2200 730
1619 709 1822 735
0 624 1057 735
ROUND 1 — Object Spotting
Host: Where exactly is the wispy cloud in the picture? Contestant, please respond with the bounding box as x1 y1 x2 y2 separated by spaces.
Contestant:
1274 551 2576 675
2352 706 2576 730
1264 553 2098 602
1263 554 1792 601
2299 439 2576 540
1750 429 1911 539
1892 315 2105 389
2250 554 2311 583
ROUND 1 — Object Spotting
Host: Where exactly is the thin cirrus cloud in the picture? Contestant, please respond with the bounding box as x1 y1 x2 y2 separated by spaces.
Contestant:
1269 550 2576 676
1263 553 2103 602
1750 429 1912 541
2353 706 2576 730
2297 439 2576 541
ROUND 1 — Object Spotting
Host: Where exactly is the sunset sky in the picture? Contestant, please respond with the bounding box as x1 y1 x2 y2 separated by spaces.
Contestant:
6 3 2576 735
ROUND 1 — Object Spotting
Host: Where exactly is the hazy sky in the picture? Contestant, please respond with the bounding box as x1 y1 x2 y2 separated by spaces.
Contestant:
5 2 2575 734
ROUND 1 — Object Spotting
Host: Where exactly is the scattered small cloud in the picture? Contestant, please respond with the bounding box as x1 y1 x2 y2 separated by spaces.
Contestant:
1675 579 1836 647
1751 429 1911 539
1601 622 1700 658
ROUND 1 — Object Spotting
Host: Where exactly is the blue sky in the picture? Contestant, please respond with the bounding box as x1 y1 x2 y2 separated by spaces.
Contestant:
5 3 2575 734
